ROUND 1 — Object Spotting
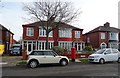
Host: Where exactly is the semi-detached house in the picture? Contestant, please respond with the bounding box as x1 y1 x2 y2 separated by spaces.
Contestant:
22 21 85 54
83 22 120 50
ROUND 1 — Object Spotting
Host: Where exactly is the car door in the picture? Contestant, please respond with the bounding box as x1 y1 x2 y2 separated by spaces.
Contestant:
35 51 46 64
43 51 60 63
111 49 119 61
104 49 113 61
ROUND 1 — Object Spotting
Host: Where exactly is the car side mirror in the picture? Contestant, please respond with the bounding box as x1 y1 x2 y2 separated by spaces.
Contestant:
54 55 56 57
104 53 107 55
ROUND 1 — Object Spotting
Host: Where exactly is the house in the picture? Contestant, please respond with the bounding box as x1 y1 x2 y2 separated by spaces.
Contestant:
83 22 120 50
0 24 14 54
22 21 85 54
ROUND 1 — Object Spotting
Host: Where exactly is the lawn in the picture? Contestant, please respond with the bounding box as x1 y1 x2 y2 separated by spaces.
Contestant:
16 61 27 65
79 58 89 62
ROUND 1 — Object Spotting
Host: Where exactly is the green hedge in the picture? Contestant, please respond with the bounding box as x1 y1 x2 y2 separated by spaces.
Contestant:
51 46 64 54
83 46 93 51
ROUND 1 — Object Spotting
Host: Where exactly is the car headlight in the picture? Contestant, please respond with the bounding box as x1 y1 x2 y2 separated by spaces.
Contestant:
94 56 99 58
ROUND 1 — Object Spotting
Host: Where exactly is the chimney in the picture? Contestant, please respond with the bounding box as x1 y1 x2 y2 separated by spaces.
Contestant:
104 22 110 27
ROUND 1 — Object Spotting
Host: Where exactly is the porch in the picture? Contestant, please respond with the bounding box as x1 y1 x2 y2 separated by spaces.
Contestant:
22 40 85 54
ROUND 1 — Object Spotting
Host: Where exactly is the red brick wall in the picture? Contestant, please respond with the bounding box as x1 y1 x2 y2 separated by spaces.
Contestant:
83 32 99 49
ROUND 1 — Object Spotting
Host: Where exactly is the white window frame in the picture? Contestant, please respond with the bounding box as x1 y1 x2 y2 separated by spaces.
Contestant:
109 32 118 40
26 28 34 36
39 27 53 37
101 33 105 39
59 28 72 38
75 31 80 38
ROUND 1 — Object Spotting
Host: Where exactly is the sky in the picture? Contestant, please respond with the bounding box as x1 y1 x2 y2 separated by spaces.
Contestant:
0 0 120 41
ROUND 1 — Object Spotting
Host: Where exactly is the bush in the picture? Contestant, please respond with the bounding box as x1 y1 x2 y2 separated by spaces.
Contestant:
51 46 64 54
83 46 93 51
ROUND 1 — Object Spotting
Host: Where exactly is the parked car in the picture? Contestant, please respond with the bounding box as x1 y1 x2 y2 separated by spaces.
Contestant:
27 50 69 68
88 48 120 64
11 44 22 55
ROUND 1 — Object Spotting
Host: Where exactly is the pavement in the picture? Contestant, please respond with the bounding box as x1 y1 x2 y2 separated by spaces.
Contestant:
0 56 82 67
0 56 23 67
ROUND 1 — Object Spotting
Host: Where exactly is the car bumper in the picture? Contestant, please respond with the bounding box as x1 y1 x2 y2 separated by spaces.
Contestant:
89 58 99 62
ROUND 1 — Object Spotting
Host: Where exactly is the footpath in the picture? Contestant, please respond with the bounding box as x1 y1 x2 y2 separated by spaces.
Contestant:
0 56 23 67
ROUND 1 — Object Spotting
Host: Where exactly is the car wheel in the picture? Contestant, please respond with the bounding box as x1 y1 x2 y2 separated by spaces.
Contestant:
60 60 68 66
117 58 120 63
99 58 105 64
29 60 38 68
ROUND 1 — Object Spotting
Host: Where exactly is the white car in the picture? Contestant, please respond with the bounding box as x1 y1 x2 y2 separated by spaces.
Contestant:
27 50 69 68
88 48 120 64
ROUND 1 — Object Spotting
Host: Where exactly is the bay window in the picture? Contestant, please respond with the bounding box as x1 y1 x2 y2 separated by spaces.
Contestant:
109 33 118 40
39 28 53 37
59 29 72 38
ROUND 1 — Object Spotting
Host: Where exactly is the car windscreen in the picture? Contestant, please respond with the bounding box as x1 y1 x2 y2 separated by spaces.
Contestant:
94 49 106 54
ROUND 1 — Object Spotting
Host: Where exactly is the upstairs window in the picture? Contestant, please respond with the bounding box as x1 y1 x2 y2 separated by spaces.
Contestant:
101 33 105 39
39 28 52 37
26 28 34 36
59 29 71 38
87 37 90 43
75 31 80 38
109 33 118 40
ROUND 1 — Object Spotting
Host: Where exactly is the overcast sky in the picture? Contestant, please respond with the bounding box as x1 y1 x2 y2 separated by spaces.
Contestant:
0 0 120 41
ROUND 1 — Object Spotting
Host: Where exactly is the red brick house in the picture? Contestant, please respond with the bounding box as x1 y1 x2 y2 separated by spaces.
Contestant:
0 24 14 54
83 22 120 50
22 21 85 54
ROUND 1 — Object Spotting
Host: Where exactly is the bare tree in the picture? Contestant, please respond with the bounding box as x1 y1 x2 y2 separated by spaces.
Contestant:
23 1 80 50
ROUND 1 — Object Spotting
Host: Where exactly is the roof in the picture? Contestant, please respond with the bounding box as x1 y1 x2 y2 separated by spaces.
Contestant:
0 24 14 35
84 22 120 35
22 21 83 30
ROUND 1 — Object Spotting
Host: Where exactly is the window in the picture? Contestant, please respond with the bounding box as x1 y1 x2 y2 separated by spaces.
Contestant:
75 31 80 38
30 51 44 55
112 49 119 53
109 33 118 40
26 28 34 36
105 50 111 54
87 37 90 43
59 42 72 50
39 28 53 37
44 51 55 56
59 29 71 37
101 33 105 39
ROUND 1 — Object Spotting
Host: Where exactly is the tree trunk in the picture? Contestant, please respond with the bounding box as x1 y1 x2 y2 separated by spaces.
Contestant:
46 33 49 50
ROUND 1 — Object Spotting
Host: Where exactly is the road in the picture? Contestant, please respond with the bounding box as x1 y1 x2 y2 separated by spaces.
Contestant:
1 62 120 77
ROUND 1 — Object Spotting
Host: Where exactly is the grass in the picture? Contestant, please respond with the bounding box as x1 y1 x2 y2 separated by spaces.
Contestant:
16 61 27 65
79 58 89 62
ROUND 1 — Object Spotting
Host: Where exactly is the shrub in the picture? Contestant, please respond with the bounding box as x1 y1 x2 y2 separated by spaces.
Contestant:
51 46 64 54
83 46 93 51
